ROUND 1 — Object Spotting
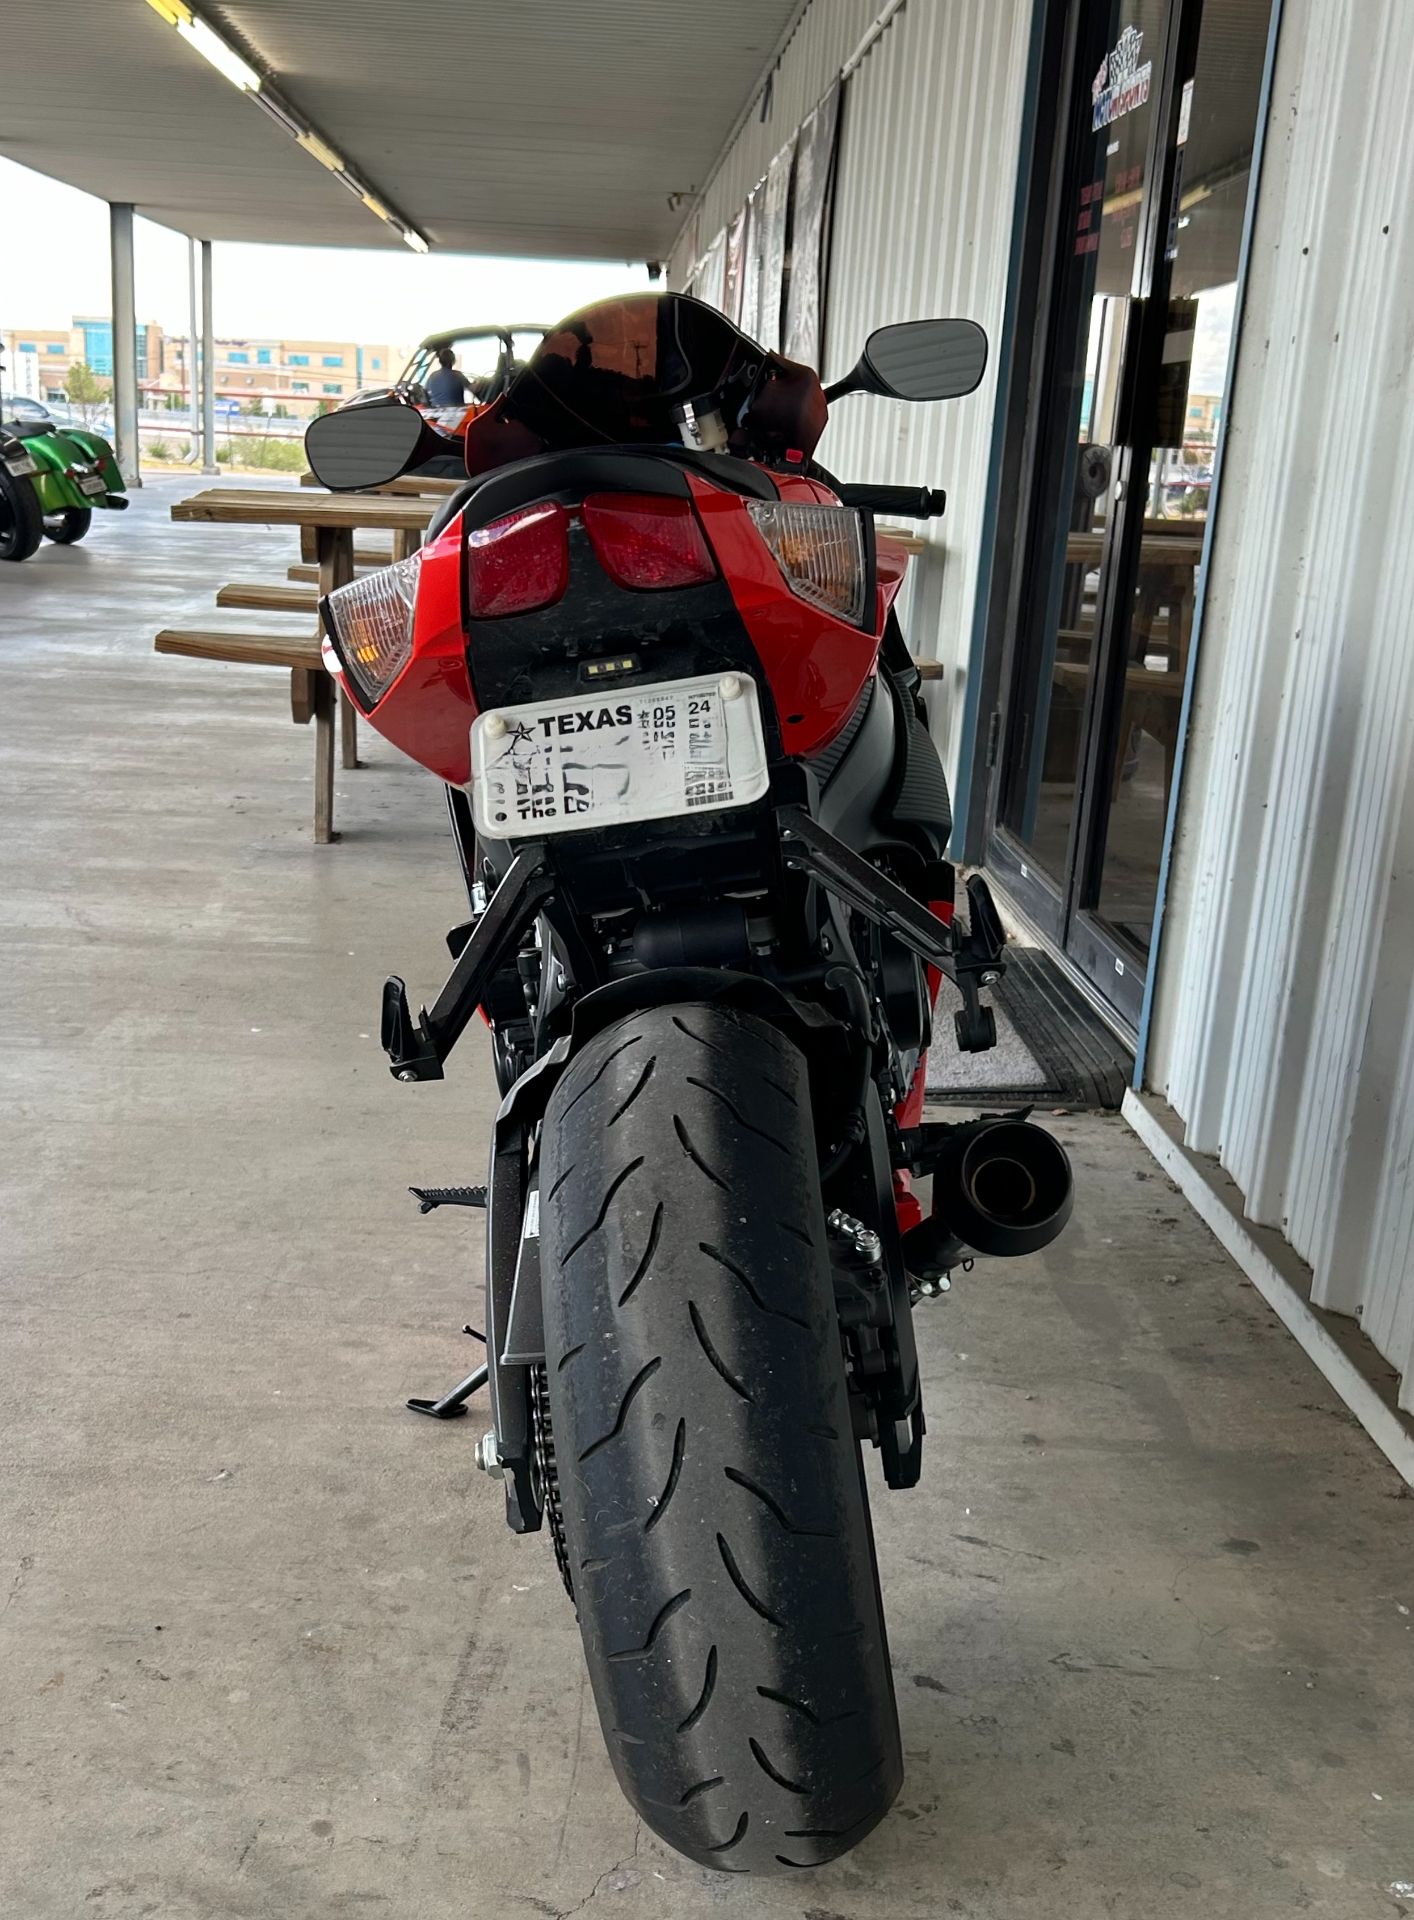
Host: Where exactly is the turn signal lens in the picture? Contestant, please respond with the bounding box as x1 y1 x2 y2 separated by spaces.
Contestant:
746 500 867 624
467 502 569 618
323 550 421 709
583 493 716 590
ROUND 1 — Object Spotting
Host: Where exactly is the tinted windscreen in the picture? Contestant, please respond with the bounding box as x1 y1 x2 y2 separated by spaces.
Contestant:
505 295 754 447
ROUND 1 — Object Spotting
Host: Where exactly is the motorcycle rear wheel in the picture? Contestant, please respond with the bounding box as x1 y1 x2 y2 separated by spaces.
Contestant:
540 1002 901 1873
43 508 93 544
0 472 44 562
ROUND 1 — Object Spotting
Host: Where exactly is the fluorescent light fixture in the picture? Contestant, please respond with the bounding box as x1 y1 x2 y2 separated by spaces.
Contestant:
251 90 303 137
141 0 427 249
296 130 345 172
177 15 261 90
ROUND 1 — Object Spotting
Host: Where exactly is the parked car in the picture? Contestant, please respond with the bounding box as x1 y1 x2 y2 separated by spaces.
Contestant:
1 392 56 426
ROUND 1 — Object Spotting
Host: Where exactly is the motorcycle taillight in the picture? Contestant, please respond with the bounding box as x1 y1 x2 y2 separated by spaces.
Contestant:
323 551 422 709
583 493 716 590
467 502 569 618
746 500 868 624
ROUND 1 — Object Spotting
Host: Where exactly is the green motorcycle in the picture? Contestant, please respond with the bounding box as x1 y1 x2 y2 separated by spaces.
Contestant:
0 414 128 562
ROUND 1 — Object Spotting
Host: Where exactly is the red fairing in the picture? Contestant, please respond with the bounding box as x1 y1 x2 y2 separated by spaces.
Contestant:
876 537 911 617
341 518 478 785
686 471 882 759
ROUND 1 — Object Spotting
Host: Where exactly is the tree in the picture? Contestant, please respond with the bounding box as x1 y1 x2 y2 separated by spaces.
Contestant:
65 362 112 423
272 402 290 420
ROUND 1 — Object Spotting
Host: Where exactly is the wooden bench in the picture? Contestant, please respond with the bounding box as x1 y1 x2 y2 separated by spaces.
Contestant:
155 627 342 840
216 581 319 614
298 527 395 566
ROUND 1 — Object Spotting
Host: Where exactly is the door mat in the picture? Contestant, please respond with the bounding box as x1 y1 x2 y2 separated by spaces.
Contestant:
926 946 1131 1109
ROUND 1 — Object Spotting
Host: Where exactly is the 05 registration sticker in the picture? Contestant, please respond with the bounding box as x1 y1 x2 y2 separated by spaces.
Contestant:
469 671 770 839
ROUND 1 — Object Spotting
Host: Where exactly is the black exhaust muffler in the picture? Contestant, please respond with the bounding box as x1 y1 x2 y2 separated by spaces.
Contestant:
902 1117 1073 1275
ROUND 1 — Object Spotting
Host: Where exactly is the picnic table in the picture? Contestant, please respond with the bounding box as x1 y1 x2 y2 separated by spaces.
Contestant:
158 487 439 842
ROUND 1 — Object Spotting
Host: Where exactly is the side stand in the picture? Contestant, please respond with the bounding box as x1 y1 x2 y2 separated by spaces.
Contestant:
405 1187 491 1418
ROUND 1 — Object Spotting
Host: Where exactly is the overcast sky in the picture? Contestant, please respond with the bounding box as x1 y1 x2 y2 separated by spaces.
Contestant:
2 158 648 355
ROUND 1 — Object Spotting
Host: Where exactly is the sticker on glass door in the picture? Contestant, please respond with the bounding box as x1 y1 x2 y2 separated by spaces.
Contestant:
1092 27 1153 129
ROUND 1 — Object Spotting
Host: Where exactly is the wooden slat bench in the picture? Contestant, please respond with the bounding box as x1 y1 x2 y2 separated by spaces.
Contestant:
216 582 319 614
156 626 341 840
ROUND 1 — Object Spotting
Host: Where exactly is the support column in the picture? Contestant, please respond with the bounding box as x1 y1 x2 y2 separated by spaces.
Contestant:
200 239 218 475
109 202 141 488
187 237 201 461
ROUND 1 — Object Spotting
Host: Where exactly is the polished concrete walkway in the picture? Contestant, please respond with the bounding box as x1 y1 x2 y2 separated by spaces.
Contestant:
2 482 1412 1919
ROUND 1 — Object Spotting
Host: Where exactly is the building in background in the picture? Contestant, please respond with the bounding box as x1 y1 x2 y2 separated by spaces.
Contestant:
160 335 401 415
3 321 403 417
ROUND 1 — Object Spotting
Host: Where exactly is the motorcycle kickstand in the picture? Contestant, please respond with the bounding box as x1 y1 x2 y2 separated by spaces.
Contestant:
407 1326 489 1420
405 1179 492 1417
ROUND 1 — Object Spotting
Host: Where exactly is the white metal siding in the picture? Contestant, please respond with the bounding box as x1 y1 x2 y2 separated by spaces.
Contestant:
669 0 1032 791
1147 0 1414 1407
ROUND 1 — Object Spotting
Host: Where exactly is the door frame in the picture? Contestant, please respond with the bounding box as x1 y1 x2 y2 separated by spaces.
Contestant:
960 0 1284 1052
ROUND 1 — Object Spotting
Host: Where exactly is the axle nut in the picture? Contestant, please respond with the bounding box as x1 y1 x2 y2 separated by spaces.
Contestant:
475 1430 505 1479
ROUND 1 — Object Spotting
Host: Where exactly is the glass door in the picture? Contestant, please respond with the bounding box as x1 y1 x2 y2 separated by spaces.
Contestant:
988 0 1272 1030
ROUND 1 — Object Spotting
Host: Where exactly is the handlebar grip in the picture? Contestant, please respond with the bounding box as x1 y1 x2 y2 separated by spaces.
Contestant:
837 483 947 519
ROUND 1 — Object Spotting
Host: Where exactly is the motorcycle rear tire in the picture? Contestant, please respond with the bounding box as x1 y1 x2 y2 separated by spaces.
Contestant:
540 1002 901 1874
44 508 92 544
0 472 44 562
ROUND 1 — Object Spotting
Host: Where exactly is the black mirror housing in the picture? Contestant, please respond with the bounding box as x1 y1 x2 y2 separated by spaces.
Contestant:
305 400 428 492
826 318 989 404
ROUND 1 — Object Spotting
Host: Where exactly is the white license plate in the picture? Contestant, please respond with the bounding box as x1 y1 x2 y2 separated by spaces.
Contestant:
79 474 106 496
470 671 769 839
4 454 37 477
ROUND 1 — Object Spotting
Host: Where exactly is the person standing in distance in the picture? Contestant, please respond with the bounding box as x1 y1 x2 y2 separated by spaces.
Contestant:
425 347 471 407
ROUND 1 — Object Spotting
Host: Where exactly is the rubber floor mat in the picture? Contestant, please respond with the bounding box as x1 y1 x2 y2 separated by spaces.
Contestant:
926 946 1131 1109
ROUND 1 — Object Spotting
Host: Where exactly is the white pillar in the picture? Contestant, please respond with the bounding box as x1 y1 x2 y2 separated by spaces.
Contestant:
187 237 200 460
109 202 141 487
201 240 218 475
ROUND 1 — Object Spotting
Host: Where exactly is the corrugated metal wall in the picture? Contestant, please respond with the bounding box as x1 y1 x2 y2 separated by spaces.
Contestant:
1147 0 1414 1409
668 0 1033 789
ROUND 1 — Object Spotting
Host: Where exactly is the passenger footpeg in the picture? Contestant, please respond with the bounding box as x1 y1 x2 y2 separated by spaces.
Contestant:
408 1185 488 1213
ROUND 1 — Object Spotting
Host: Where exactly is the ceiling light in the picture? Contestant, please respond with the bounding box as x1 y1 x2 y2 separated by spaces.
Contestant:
176 15 261 90
296 130 345 172
140 0 426 249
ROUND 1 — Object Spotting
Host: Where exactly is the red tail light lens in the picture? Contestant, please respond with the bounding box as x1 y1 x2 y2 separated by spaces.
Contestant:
467 502 569 618
583 493 716 590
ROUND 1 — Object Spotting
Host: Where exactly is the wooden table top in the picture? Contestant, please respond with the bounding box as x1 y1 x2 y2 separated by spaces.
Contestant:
298 471 464 496
1066 528 1205 567
171 488 435 531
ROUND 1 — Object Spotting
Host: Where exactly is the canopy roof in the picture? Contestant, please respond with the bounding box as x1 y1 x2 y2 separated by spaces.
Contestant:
2 1 803 258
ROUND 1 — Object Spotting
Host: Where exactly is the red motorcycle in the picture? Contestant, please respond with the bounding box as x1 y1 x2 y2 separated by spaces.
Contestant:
306 295 1072 1874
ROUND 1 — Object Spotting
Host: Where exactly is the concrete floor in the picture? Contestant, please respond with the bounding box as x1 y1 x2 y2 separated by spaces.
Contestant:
3 480 1412 1920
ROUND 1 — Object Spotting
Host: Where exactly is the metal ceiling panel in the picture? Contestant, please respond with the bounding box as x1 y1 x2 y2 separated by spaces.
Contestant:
0 0 804 256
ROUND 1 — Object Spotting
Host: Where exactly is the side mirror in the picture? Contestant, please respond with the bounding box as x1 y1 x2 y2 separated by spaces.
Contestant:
825 318 988 404
305 400 427 491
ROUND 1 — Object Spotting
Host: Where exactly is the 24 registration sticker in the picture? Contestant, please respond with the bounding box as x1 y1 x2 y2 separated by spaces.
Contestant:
469 670 770 839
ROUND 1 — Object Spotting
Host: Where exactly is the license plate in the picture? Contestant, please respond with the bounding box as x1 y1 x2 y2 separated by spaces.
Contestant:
79 475 106 495
4 454 37 477
470 671 769 839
